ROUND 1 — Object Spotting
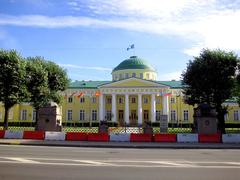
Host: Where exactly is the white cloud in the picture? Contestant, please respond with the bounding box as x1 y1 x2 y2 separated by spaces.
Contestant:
158 71 182 81
1 0 240 55
59 63 112 71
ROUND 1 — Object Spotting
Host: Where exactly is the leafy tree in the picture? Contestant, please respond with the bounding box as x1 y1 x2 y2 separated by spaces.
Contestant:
25 57 69 130
182 49 239 134
25 57 49 129
0 49 28 130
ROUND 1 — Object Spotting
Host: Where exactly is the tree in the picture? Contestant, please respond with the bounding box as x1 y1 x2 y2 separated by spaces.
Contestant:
0 49 28 130
182 49 239 134
25 57 49 129
25 57 69 130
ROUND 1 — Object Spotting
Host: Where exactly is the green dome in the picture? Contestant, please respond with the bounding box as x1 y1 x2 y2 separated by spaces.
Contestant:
113 56 155 72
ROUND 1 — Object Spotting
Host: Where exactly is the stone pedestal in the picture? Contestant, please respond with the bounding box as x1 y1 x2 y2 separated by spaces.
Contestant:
143 120 153 134
37 102 62 131
99 121 108 133
193 104 217 134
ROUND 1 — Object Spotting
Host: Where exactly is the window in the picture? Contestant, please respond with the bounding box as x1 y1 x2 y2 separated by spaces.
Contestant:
146 73 149 79
224 113 228 121
156 110 161 121
107 97 112 104
143 97 148 104
92 97 96 103
0 111 2 119
183 110 189 121
132 73 136 77
132 97 136 103
234 110 239 121
144 110 149 120
171 110 176 121
125 73 129 79
68 97 73 103
8 109 13 120
80 97 85 103
170 97 176 103
92 110 97 121
119 74 123 80
114 74 118 80
156 97 161 104
118 97 123 104
140 73 143 79
106 110 112 121
21 109 27 120
32 110 36 122
67 110 72 121
79 110 85 121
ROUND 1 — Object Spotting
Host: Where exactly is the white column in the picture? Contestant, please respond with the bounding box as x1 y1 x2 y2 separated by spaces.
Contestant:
138 94 142 125
99 94 105 121
163 95 169 121
111 94 116 122
151 94 156 122
125 94 129 125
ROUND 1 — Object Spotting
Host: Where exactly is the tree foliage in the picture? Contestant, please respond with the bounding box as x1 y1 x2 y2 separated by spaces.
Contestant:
182 49 239 133
0 49 28 130
25 57 69 130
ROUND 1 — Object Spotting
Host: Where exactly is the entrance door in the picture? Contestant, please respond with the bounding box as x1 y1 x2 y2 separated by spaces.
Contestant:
144 110 149 121
130 110 137 126
118 110 124 126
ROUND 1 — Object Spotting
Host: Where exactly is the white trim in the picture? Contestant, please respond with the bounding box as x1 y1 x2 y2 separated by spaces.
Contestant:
98 77 170 88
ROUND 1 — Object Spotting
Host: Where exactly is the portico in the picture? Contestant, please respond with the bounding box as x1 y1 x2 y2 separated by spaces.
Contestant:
98 78 170 126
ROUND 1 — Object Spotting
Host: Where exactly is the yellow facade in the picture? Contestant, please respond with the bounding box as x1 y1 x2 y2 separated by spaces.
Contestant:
0 55 240 126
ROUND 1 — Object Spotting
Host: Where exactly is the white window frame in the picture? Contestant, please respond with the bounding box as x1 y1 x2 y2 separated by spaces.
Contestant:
80 97 85 103
8 109 13 120
118 97 123 104
79 110 85 121
92 110 97 121
67 110 73 121
92 97 96 103
143 97 148 104
156 110 161 121
32 110 36 122
132 97 136 103
170 110 176 121
68 97 73 103
183 110 189 121
21 109 27 121
234 110 239 121
170 97 176 103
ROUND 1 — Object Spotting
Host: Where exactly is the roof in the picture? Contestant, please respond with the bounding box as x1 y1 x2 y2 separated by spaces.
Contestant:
112 56 156 72
69 80 183 89
69 81 110 89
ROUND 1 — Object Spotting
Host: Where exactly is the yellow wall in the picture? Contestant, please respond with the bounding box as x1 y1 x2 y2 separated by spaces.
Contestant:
1 91 240 125
112 69 157 81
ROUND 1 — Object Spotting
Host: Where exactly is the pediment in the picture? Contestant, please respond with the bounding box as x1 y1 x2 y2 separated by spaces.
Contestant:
98 78 169 88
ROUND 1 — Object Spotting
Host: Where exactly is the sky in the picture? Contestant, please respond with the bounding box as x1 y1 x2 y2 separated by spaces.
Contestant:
1 0 240 81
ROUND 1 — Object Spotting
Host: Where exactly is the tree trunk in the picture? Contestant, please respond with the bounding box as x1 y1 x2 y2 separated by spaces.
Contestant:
3 106 10 130
216 106 226 134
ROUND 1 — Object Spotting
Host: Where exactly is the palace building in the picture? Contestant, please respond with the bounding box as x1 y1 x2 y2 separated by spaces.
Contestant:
0 55 240 126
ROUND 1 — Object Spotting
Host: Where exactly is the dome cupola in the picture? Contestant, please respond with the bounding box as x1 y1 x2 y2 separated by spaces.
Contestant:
112 56 157 81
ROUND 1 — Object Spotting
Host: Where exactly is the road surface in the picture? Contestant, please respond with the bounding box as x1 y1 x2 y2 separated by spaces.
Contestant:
0 145 239 180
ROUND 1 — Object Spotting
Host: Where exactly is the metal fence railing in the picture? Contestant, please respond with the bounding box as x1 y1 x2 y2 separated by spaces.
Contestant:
0 126 240 134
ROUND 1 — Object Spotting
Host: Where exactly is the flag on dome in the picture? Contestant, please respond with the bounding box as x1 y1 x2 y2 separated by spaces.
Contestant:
127 44 135 51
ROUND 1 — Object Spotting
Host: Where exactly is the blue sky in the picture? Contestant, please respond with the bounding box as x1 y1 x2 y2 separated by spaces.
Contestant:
1 0 240 81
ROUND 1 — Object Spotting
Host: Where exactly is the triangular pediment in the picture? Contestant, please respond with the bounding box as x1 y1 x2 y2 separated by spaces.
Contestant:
98 78 169 88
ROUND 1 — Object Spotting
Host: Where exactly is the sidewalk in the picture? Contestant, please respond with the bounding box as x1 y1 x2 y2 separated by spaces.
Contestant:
1 139 240 149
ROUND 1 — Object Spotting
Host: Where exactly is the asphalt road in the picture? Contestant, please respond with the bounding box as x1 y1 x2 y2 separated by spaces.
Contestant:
0 145 240 180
